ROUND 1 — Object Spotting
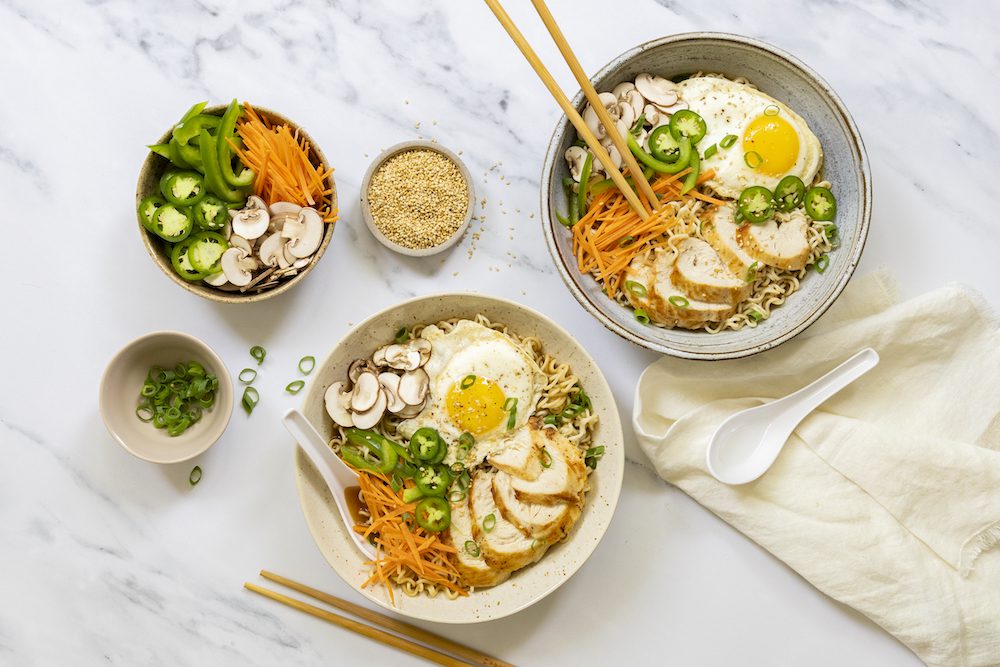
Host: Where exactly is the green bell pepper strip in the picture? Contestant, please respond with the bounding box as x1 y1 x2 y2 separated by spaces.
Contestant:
198 129 247 203
577 152 593 219
680 148 700 195
402 486 424 503
173 113 221 147
217 100 255 188
148 144 171 160
160 170 207 207
340 446 380 473
167 139 195 169
138 195 166 232
414 496 451 532
415 464 452 498
344 428 399 474
178 101 208 125
170 238 207 281
627 133 690 175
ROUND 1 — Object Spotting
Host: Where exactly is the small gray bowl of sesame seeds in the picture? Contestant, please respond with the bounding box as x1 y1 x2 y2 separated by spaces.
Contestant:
360 140 475 257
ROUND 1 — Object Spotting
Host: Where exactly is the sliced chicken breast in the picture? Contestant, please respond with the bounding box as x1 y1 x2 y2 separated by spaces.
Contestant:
669 237 750 305
511 422 588 505
487 427 542 482
471 470 545 571
736 212 811 271
702 205 755 277
622 254 657 314
493 471 581 545
444 493 510 588
647 251 736 327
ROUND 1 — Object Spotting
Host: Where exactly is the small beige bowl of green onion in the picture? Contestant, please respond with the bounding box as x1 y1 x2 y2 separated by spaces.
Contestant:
99 331 234 464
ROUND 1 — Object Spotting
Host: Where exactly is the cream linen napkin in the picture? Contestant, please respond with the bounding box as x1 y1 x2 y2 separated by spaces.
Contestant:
632 273 1000 666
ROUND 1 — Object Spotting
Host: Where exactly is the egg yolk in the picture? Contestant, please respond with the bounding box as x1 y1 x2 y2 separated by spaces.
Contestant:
445 376 507 436
742 114 800 176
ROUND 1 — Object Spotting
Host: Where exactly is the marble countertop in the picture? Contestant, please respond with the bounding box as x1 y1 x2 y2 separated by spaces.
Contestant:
3 0 997 664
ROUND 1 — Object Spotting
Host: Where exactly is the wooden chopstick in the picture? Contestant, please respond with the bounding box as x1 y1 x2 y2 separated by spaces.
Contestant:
527 0 660 211
257 571 514 667
245 582 472 666
482 0 651 220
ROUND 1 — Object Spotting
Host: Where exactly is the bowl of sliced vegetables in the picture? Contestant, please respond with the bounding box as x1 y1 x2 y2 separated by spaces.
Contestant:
136 101 339 303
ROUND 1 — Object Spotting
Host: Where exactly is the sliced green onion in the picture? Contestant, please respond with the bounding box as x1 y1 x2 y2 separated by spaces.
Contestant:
189 465 202 486
483 513 496 532
824 224 839 245
136 405 154 422
619 235 635 247
703 144 718 160
140 382 157 397
187 361 206 377
394 327 409 344
624 280 647 297
286 380 305 394
743 151 763 169
815 254 830 273
249 345 267 365
764 105 780 116
744 261 759 283
543 414 561 427
539 448 552 468
458 432 475 448
464 540 481 557
298 356 316 375
504 397 518 430
585 445 606 469
668 295 690 309
449 488 467 503
450 462 465 475
748 309 764 322
634 309 651 325
390 473 403 492
167 417 192 437
242 386 260 415
238 368 257 384
460 374 476 389
720 134 738 149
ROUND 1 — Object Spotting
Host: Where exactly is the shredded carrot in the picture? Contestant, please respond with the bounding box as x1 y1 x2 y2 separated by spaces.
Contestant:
570 170 723 298
232 103 339 223
352 469 467 605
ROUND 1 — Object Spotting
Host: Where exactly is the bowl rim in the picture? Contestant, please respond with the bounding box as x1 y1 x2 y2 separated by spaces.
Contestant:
135 104 338 304
99 330 234 464
539 31 872 360
292 291 626 623
359 140 475 257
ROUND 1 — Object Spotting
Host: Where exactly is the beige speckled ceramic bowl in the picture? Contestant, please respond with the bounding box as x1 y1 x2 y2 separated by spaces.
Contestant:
99 331 234 464
541 33 871 360
359 140 474 257
135 105 338 304
294 293 624 623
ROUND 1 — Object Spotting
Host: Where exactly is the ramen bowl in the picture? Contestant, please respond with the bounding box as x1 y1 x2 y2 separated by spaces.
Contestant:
293 293 624 623
540 32 871 360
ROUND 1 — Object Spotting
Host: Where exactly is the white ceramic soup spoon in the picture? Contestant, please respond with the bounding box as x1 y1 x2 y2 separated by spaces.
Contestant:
282 409 376 559
706 348 879 485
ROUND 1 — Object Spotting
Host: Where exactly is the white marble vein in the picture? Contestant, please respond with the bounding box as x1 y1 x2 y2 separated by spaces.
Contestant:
2 0 997 664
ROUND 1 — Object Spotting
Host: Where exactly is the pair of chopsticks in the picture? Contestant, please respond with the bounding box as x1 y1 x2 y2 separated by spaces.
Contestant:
483 0 659 220
245 571 513 667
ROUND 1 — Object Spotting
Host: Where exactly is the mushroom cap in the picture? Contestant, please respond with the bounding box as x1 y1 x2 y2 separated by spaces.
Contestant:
231 196 270 240
635 73 680 107
283 207 324 259
378 372 408 414
325 381 355 427
230 235 253 256
564 146 590 183
351 371 381 412
220 247 253 287
203 271 228 287
611 81 636 99
582 91 619 140
258 233 285 267
268 201 302 218
351 390 387 430
398 368 429 406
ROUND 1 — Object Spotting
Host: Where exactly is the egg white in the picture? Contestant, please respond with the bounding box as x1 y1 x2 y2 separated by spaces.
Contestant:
677 76 822 199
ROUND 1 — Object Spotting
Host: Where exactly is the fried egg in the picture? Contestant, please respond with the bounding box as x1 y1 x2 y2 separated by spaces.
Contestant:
398 320 544 446
677 77 822 199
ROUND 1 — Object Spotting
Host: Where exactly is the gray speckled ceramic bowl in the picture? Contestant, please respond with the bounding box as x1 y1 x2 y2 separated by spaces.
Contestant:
541 33 871 360
294 293 624 623
135 105 337 304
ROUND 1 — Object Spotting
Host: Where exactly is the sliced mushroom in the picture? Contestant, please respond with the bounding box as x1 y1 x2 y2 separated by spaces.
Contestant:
231 195 270 240
230 234 253 256
348 359 374 384
269 201 302 218
220 247 256 287
258 233 285 267
653 99 689 115
203 271 228 287
624 89 646 118
611 81 636 99
351 371 381 412
616 101 636 130
292 257 310 269
643 103 662 127
278 245 293 269
398 368 429 406
635 73 680 107
378 372 407 414
582 91 619 139
395 396 427 419
282 208 324 258
376 339 431 371
352 391 387 430
324 381 355 428
564 146 590 183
